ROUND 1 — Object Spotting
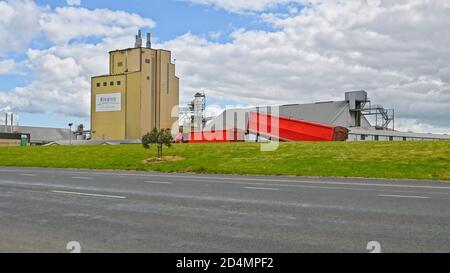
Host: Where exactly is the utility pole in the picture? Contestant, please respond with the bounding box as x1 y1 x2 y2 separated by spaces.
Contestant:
68 123 73 146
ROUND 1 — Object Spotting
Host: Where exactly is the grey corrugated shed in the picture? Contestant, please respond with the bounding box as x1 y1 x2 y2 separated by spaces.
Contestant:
206 101 372 131
0 125 72 144
279 101 371 127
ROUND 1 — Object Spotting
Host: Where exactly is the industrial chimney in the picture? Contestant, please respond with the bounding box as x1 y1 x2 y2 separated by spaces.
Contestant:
10 113 13 133
146 33 152 49
135 30 142 48
11 114 14 133
4 113 7 133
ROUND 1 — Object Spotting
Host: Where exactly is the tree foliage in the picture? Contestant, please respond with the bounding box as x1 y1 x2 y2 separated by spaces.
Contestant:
142 128 173 158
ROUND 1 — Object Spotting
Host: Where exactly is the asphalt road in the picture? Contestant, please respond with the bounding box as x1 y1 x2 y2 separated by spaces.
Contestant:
0 167 449 253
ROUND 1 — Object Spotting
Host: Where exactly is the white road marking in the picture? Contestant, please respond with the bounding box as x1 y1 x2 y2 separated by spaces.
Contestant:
71 177 93 180
19 174 37 177
161 175 450 190
51 190 126 199
2 168 450 190
146 177 450 196
2 177 444 197
144 181 173 185
244 187 280 191
378 194 429 199
72 171 450 190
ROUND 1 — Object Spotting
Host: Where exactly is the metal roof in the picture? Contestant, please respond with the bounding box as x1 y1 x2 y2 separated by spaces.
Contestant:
206 101 450 141
207 100 372 131
44 140 141 146
349 128 450 140
279 101 371 127
0 125 72 144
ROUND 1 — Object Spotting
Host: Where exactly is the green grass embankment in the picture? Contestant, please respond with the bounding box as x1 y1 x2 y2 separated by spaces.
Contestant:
0 142 449 181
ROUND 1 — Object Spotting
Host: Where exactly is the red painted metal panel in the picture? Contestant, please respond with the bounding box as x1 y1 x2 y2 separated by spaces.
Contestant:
248 112 348 142
187 129 245 143
177 112 348 143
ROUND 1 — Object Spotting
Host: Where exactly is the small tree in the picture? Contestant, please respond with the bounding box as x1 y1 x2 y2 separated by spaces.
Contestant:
142 128 173 158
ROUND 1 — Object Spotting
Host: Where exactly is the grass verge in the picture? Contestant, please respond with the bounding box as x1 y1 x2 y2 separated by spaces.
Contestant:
0 142 449 181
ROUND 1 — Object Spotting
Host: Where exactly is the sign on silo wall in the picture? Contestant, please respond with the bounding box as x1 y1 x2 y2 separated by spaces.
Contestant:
96 93 121 112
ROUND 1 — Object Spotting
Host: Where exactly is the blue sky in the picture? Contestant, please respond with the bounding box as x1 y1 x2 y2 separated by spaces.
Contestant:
2 0 236 126
0 0 283 128
34 0 274 42
0 0 449 133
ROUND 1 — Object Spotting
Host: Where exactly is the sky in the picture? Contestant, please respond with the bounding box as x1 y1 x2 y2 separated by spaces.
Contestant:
0 0 449 134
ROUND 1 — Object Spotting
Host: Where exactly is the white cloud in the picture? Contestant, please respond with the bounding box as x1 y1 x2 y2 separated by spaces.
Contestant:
66 0 81 6
10 36 134 117
0 59 18 75
40 7 155 44
0 35 139 117
162 0 450 133
28 50 82 80
395 118 450 135
0 0 41 54
208 31 222 41
0 2 155 119
0 1 155 51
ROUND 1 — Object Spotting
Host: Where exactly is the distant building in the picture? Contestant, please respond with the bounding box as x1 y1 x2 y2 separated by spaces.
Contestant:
0 125 71 145
91 31 179 141
0 132 30 147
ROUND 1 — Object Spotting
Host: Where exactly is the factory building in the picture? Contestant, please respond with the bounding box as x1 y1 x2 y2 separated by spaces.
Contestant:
205 91 381 132
91 31 179 141
196 91 450 142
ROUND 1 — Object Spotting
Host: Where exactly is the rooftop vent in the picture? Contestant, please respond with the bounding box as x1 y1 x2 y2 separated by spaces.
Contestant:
345 90 368 111
135 30 142 48
146 33 152 49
